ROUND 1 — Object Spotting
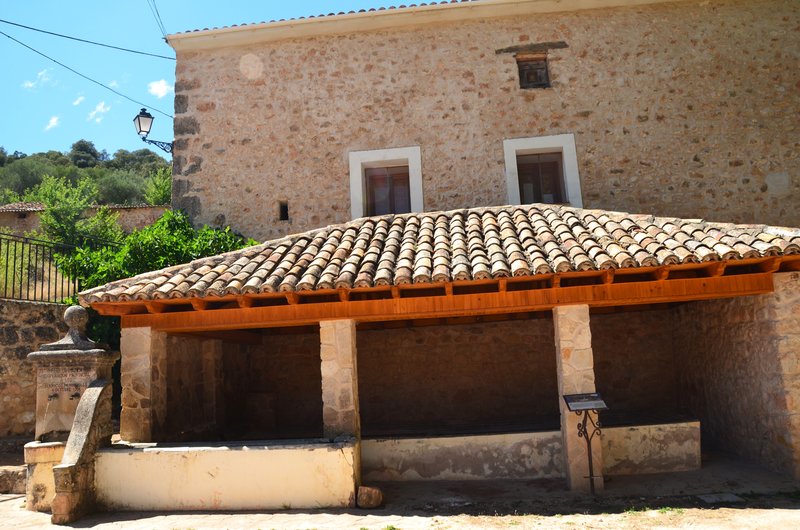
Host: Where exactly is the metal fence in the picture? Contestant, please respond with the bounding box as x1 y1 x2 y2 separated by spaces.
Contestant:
0 233 80 303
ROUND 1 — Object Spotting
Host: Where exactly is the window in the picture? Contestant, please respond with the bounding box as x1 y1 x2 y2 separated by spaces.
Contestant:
365 166 411 216
349 146 423 219
503 134 582 207
517 153 564 204
278 201 289 221
517 53 550 89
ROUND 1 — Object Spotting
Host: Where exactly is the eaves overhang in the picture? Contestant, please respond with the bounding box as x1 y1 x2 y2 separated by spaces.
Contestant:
167 0 695 52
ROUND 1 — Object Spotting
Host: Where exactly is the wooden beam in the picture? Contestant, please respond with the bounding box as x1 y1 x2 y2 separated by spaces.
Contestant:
653 267 669 281
758 257 781 273
172 330 263 345
144 301 165 314
190 299 209 311
705 261 726 277
112 273 775 332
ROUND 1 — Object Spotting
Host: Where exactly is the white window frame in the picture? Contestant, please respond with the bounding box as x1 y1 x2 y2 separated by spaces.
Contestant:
349 146 423 219
503 133 582 208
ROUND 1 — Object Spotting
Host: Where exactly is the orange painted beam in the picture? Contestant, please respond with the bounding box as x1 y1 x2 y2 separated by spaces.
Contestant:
107 273 775 332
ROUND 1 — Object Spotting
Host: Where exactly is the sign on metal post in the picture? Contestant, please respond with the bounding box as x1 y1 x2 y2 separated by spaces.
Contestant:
563 392 608 496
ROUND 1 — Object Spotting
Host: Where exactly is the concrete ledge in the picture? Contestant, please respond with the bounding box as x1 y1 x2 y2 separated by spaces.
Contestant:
362 431 564 481
602 421 701 475
95 439 358 510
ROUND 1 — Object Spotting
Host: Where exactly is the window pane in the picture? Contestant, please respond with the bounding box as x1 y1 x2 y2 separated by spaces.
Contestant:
393 173 411 214
365 166 411 215
366 169 392 216
516 153 564 204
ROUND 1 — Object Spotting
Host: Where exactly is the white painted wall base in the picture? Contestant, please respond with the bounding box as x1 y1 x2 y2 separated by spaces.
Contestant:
95 440 357 510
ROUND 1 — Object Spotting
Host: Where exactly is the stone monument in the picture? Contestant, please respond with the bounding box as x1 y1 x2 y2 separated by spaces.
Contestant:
24 306 118 513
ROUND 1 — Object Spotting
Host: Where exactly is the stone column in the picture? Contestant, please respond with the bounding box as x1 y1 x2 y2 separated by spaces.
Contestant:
319 319 360 440
553 304 603 493
24 306 118 513
120 327 167 442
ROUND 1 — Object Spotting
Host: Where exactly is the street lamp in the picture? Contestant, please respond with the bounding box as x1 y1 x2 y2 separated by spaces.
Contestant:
133 108 173 154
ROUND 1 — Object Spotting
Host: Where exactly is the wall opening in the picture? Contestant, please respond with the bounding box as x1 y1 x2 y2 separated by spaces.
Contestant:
356 317 559 438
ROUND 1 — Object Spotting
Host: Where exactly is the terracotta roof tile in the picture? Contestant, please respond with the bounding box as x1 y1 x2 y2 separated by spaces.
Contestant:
79 204 800 305
174 1 477 35
0 202 45 212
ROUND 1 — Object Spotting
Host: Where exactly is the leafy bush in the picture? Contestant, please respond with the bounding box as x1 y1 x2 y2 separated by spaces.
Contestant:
60 209 255 292
143 167 172 206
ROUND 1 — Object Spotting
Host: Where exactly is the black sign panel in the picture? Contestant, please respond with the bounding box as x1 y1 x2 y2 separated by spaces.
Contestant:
563 392 608 412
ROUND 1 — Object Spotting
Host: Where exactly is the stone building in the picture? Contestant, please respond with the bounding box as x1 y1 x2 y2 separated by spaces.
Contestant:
169 0 799 242
21 0 800 519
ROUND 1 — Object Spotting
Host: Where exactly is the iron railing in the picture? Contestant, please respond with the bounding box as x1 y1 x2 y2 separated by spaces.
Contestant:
0 234 79 303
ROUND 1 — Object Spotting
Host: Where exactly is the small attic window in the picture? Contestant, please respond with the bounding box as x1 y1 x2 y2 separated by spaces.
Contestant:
517 53 549 89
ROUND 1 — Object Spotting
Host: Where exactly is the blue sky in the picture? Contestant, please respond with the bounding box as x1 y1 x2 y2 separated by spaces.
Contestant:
1 1 400 160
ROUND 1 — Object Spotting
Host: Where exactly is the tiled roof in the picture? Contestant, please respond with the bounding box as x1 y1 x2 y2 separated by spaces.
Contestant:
175 1 476 35
0 202 45 213
79 204 800 305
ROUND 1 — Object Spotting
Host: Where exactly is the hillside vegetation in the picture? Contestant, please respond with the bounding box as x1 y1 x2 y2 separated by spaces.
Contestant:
0 140 171 206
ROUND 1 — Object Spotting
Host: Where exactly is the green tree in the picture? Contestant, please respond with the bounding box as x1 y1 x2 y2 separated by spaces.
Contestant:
143 167 172 205
24 175 122 245
69 139 101 168
96 170 146 205
0 156 56 195
105 148 169 175
0 147 7 168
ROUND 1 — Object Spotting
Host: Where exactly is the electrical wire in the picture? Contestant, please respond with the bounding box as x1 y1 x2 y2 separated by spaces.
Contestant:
0 30 173 119
145 0 168 39
0 18 174 60
152 0 168 38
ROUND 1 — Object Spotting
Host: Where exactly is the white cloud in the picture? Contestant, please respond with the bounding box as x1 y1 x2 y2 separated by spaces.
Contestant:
44 116 59 131
72 95 85 106
22 69 52 90
87 101 111 123
147 79 173 99
108 80 119 88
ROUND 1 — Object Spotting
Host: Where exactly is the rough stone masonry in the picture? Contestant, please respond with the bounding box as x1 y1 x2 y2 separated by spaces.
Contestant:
171 0 799 242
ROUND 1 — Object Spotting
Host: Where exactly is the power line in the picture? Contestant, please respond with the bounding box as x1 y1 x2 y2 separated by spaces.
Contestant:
0 18 174 61
0 30 173 119
145 0 168 40
152 1 169 38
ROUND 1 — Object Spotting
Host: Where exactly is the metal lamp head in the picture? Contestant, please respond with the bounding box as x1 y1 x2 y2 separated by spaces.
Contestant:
133 108 154 137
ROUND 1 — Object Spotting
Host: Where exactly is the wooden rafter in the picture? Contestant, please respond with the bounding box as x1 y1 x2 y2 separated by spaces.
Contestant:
101 271 775 332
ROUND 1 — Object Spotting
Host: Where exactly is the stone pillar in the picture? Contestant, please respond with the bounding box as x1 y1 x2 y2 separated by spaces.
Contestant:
24 306 118 513
120 327 167 442
553 304 603 493
319 319 360 440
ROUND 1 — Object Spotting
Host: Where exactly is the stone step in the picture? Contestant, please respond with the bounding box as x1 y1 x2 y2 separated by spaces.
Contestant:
0 465 25 494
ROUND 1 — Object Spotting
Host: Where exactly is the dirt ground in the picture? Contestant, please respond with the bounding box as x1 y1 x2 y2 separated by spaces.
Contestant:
3 491 800 529
3 452 799 529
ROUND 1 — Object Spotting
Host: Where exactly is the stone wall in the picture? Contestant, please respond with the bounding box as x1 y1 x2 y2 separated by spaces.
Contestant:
0 206 167 236
674 272 800 478
221 331 323 440
356 318 559 436
173 0 800 242
0 212 39 235
0 301 67 437
591 307 681 419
